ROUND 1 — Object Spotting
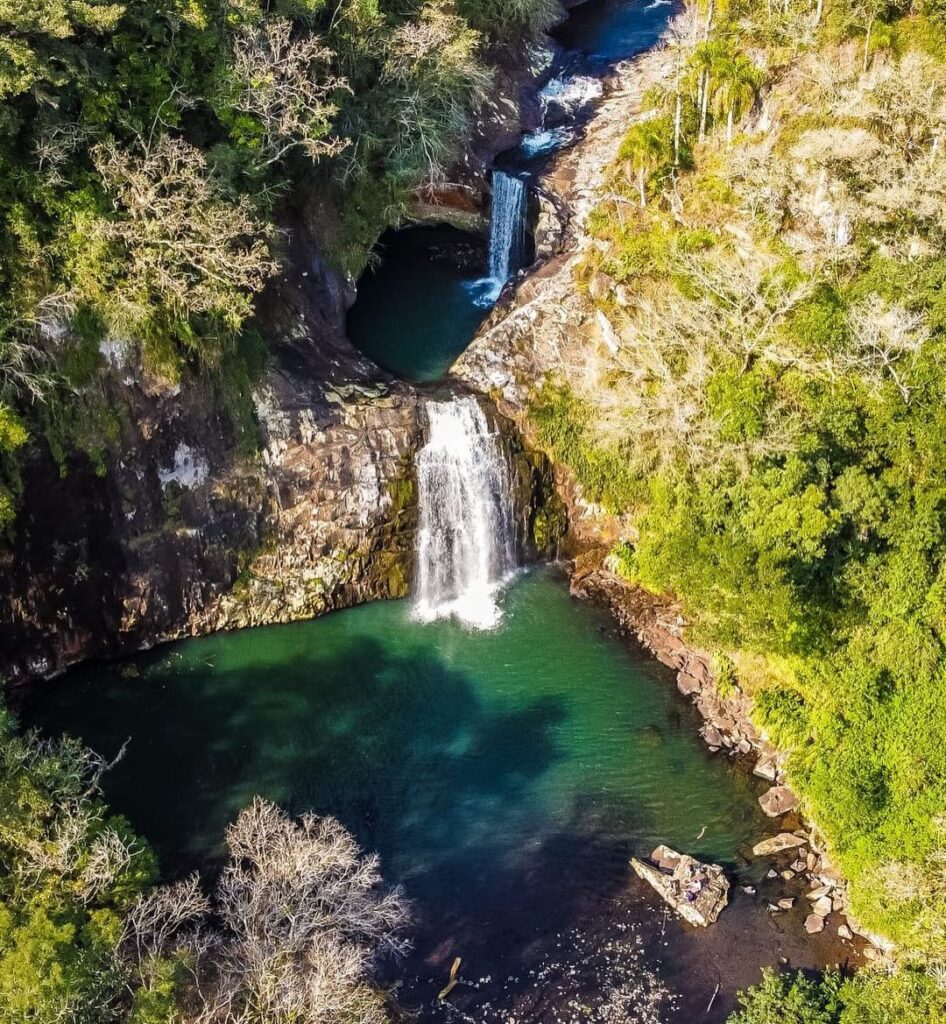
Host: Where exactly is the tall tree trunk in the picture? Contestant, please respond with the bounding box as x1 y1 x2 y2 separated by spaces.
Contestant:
700 71 710 142
638 166 647 208
814 0 823 27
727 104 734 144
674 92 682 164
863 16 874 73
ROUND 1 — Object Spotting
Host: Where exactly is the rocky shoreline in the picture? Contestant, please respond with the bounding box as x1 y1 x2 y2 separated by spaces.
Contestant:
570 553 885 959
452 28 889 966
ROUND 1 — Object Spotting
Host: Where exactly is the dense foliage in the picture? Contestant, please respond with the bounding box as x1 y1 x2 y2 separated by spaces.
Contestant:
0 0 559 526
0 705 159 1022
528 0 946 1016
730 966 946 1024
0 704 408 1023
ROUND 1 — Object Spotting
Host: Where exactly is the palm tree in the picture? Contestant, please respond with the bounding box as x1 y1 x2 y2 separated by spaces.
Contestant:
688 41 764 144
619 115 674 207
712 50 765 143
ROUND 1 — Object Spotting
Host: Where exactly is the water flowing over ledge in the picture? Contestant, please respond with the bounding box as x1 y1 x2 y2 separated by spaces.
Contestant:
412 396 517 629
467 170 529 309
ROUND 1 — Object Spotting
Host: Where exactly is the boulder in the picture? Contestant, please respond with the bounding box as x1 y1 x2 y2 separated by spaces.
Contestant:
631 847 729 927
812 896 833 917
676 669 703 696
701 725 723 748
805 913 825 934
753 755 780 782
753 833 806 857
759 785 800 817
838 924 853 940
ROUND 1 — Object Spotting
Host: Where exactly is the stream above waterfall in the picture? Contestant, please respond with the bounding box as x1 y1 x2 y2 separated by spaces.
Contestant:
345 0 679 383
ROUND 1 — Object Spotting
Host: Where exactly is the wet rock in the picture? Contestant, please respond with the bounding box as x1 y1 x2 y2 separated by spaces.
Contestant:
777 898 795 910
631 846 729 927
759 785 800 817
676 669 702 696
701 725 723 748
753 833 806 856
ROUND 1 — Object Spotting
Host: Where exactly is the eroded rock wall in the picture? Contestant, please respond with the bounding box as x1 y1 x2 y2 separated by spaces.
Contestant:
0 246 425 683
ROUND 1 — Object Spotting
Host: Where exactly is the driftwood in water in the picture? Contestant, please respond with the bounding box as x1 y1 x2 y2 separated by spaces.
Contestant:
437 957 462 1001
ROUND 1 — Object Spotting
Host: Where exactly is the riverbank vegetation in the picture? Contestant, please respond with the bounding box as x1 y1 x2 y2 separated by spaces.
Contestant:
0 0 561 528
0 704 408 1023
530 0 946 1017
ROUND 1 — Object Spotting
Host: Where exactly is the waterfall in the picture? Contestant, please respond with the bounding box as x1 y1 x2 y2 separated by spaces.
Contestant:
464 170 528 308
413 396 517 629
487 170 527 287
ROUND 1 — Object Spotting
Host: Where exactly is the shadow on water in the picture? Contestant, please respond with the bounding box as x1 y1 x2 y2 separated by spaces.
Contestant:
21 572 850 1022
28 635 566 870
25 626 651 1002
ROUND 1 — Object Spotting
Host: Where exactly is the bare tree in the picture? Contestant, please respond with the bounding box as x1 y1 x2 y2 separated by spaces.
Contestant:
121 799 410 1024
231 19 348 168
842 295 928 401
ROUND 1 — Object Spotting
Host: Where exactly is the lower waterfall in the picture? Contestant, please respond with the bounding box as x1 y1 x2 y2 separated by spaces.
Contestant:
412 396 517 629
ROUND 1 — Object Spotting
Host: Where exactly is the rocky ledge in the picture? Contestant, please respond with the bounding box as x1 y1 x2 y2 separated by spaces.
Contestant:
0 246 425 683
631 846 729 928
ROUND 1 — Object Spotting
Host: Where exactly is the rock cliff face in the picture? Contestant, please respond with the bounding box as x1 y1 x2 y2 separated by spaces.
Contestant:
0 240 425 682
0 36 561 683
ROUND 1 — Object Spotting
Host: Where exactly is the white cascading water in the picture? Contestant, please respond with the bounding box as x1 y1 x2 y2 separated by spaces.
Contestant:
487 170 527 286
538 74 603 120
412 396 517 630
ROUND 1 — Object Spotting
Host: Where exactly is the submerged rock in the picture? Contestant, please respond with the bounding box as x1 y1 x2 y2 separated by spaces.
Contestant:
630 845 729 927
752 833 806 857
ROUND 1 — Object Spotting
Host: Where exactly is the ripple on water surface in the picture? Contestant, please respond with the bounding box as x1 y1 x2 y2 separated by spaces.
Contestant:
26 569 777 1019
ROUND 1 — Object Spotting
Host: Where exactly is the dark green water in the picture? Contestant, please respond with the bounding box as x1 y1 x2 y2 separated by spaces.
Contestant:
25 573 765 940
26 570 764 875
25 569 842 1020
345 226 492 382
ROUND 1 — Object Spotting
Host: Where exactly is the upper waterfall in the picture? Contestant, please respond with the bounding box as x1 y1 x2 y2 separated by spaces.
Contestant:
412 396 517 629
487 170 527 287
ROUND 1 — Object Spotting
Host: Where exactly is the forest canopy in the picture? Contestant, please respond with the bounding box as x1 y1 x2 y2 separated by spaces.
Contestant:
527 1 946 1020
